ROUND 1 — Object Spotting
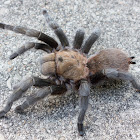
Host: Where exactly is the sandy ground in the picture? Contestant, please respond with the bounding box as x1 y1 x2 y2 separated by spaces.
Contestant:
0 0 140 140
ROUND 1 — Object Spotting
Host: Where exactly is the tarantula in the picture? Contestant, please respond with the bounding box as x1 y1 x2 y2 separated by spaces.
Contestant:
0 10 139 136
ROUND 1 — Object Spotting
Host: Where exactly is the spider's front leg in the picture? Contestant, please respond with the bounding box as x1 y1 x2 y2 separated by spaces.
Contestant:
78 80 90 136
10 42 53 60
0 76 59 118
82 28 101 54
73 29 85 50
43 10 69 47
0 23 58 48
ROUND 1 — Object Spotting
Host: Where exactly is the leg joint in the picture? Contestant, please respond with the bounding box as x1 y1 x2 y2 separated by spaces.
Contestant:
19 76 35 92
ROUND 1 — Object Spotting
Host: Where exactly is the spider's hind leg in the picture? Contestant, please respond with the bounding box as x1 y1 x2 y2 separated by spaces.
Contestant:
15 87 51 114
0 76 35 118
103 68 140 92
43 10 69 47
15 85 67 114
0 76 57 118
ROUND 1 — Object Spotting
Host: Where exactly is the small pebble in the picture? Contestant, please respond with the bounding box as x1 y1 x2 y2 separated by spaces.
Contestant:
58 136 65 140
0 133 5 140
4 1 11 5
0 8 9 15
7 77 12 90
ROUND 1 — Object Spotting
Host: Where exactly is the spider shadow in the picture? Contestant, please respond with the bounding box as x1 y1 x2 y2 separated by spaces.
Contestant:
88 79 139 121
18 79 139 122
81 79 140 134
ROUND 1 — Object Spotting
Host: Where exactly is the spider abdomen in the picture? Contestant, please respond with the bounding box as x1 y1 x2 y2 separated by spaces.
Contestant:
40 49 89 82
88 48 130 74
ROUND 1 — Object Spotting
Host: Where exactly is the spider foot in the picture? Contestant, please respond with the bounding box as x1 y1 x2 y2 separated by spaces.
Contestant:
0 23 5 29
15 106 25 114
134 84 140 93
78 123 85 136
0 110 7 118
136 88 140 93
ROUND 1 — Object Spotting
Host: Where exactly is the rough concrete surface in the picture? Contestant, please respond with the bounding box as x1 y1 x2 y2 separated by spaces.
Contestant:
0 0 140 140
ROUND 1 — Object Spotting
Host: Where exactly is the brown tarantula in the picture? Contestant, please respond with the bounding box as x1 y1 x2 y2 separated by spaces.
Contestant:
0 10 140 136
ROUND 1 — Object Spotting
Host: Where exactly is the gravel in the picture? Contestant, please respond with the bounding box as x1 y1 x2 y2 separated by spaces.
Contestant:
0 0 140 140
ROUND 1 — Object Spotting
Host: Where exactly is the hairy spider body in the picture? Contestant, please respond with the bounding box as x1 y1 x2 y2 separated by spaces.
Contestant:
40 49 89 82
88 48 138 87
88 48 130 75
0 10 139 136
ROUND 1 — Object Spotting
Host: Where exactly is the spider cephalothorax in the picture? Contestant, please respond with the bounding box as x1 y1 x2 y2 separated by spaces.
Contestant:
40 49 89 82
0 10 139 136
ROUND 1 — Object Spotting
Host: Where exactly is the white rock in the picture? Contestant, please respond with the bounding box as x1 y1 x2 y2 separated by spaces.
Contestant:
4 1 11 5
0 133 5 140
0 8 9 16
7 77 12 90
58 136 65 140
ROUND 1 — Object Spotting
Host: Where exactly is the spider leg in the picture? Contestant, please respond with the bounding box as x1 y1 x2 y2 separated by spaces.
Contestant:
82 28 101 54
0 23 58 48
10 42 53 60
89 71 106 86
78 80 90 136
15 87 51 114
0 76 58 118
0 76 34 118
43 10 69 47
73 29 85 49
103 68 140 92
15 85 66 113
